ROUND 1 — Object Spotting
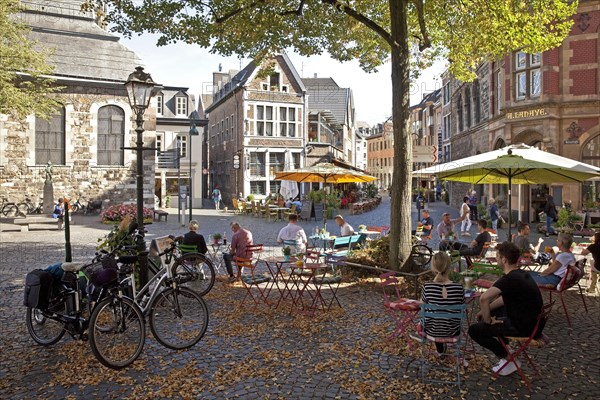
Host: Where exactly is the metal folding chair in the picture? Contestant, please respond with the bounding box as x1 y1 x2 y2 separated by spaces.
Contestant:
379 271 421 342
233 256 272 308
537 261 587 327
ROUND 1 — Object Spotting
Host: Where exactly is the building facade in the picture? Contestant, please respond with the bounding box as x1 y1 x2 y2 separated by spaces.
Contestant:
0 0 155 210
443 0 600 220
366 120 394 189
204 54 307 205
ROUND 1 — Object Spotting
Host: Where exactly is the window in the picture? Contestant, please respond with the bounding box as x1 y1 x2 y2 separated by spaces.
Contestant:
443 115 451 140
176 97 187 115
473 81 481 124
230 114 235 139
270 180 281 194
514 51 541 101
261 83 269 91
281 85 288 93
156 95 163 115
156 133 163 152
225 117 229 142
292 152 300 169
35 106 66 165
496 70 502 113
249 152 265 176
97 105 125 165
279 107 296 137
443 83 451 105
269 73 280 90
256 105 273 136
457 95 463 132
250 181 266 195
464 88 471 129
269 152 284 175
178 135 187 158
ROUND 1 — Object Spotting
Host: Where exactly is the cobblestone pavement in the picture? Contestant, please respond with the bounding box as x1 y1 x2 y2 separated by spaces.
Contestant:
0 194 598 399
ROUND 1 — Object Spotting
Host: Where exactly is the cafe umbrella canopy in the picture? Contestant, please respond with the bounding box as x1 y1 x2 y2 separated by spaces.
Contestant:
414 144 600 239
274 162 377 226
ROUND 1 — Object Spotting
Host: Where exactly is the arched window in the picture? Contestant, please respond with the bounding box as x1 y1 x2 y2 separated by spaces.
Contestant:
473 80 481 124
35 106 65 165
457 95 464 132
98 105 125 165
464 88 471 129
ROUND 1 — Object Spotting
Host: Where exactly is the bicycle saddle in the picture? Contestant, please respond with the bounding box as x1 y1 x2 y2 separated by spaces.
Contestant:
61 262 85 272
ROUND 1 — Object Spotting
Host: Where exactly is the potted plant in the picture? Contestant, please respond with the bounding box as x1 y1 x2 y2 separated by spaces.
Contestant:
212 232 222 245
283 246 291 261
358 224 367 233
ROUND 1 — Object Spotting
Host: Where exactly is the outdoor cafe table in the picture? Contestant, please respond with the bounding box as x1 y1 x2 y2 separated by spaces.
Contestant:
268 205 289 221
263 256 328 313
308 235 335 252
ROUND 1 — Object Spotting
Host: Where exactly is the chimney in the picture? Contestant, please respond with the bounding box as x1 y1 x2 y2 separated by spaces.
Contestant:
314 73 317 78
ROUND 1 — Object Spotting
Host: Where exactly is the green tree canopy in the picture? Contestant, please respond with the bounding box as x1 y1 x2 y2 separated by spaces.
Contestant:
87 0 577 268
0 0 60 118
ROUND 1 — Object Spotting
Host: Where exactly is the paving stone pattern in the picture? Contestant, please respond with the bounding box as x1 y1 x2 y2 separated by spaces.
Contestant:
0 194 598 399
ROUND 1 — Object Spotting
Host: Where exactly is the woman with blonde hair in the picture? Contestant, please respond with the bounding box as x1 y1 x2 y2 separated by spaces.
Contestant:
419 252 465 354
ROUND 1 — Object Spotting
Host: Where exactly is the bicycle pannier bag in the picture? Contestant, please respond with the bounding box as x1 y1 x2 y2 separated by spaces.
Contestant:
24 269 54 309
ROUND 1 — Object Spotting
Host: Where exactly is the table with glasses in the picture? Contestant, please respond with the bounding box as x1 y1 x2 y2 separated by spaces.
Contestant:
207 241 228 275
308 234 335 252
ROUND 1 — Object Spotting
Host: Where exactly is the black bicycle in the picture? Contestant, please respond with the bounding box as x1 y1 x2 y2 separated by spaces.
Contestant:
1 197 18 217
410 243 433 268
17 195 44 216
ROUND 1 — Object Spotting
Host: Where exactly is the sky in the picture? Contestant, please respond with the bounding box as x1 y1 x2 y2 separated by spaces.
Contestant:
121 34 446 125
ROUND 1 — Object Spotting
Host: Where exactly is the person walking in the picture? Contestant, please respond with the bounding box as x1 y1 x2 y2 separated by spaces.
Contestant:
212 186 222 210
468 190 478 220
460 196 472 236
489 198 499 231
543 194 558 237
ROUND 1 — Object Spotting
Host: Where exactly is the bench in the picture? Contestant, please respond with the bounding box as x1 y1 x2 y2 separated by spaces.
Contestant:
153 209 169 222
324 234 365 258
13 216 62 232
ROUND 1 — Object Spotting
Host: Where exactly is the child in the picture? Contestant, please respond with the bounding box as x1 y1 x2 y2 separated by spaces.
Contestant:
53 198 65 230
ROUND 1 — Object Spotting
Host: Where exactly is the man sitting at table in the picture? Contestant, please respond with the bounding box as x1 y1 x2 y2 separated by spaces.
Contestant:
335 215 355 236
455 219 491 260
223 222 253 282
182 220 208 255
513 222 543 255
529 233 575 287
292 197 302 212
468 241 543 377
413 209 433 238
437 212 465 251
277 214 308 253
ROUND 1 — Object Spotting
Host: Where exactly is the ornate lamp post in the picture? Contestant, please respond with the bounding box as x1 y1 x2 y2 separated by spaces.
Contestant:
125 66 157 286
189 120 199 223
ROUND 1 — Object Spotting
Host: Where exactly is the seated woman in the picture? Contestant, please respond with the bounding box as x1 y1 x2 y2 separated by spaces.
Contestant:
581 231 600 292
182 220 208 255
419 252 465 354
529 233 575 287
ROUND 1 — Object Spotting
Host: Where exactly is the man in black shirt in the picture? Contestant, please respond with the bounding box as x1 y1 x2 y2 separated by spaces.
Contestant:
468 241 543 377
182 220 208 254
457 219 491 256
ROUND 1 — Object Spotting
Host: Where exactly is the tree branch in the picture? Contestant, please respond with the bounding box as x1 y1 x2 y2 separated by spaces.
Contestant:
199 0 265 24
279 0 306 16
321 0 393 48
411 0 431 51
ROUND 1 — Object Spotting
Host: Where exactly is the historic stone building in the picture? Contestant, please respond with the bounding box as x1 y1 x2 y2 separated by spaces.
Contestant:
0 0 155 211
204 54 307 205
366 120 394 189
442 0 600 220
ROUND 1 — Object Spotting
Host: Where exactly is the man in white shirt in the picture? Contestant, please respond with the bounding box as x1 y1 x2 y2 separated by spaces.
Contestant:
277 214 307 252
335 215 355 236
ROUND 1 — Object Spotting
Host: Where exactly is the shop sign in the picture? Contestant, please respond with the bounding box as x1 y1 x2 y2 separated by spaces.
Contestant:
506 108 547 120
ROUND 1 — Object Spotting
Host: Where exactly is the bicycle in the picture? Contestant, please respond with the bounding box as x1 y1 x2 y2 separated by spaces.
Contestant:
17 195 43 216
117 237 210 350
1 197 18 217
411 230 433 268
25 258 146 370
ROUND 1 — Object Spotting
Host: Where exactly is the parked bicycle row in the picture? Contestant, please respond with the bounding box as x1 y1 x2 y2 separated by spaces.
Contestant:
0 194 103 217
23 223 215 369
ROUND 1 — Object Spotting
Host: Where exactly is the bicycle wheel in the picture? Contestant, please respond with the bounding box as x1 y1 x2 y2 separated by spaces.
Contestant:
16 203 30 216
89 295 145 369
2 204 18 217
411 244 433 267
149 287 209 350
173 253 215 296
26 307 66 345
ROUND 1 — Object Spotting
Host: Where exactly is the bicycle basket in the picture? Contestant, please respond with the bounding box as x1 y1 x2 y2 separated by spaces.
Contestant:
83 259 118 286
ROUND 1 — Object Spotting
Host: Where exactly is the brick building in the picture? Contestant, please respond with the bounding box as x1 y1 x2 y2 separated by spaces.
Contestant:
0 0 155 211
442 0 600 220
366 120 394 189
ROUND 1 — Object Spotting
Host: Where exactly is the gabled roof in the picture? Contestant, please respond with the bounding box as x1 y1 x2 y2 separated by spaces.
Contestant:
206 52 306 112
157 86 197 119
303 77 353 127
19 0 142 83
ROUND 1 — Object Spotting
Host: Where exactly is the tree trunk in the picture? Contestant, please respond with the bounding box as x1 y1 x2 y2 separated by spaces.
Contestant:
388 0 413 270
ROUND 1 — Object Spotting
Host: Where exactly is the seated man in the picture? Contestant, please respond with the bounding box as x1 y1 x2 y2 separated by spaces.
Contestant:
223 222 253 282
182 220 208 254
335 215 355 236
413 209 433 238
456 219 491 258
292 198 302 212
529 233 575 287
277 214 307 253
285 198 293 208
468 241 543 376
437 212 465 251
513 222 543 255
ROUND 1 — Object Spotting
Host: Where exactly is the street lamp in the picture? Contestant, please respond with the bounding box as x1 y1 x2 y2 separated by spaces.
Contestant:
189 120 199 223
125 66 157 287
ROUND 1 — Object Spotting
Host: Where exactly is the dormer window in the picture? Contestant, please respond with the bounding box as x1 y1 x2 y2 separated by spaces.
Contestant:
176 96 188 116
156 95 163 115
269 73 280 91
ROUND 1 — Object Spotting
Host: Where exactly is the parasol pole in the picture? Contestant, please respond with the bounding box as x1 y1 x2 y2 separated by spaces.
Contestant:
507 171 512 241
